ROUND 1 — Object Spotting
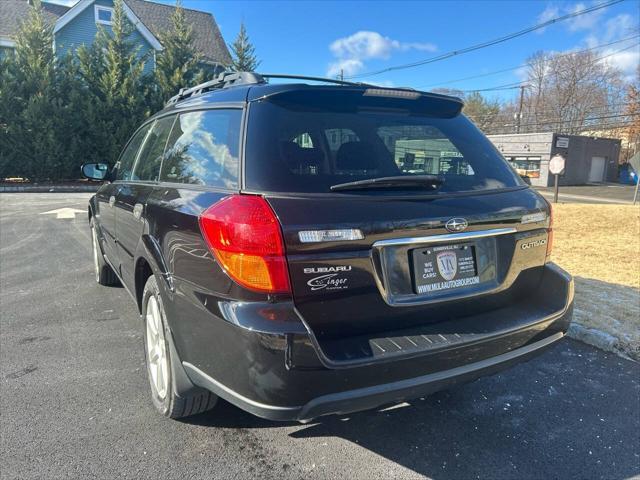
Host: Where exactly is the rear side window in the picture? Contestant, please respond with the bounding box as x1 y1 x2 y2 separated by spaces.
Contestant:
245 91 522 194
134 116 176 182
160 109 241 188
116 124 151 181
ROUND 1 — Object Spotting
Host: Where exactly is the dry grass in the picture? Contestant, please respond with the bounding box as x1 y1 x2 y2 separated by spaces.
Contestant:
552 204 640 289
551 203 640 359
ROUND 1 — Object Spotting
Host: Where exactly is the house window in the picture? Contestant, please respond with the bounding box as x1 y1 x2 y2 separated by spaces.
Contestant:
95 6 113 25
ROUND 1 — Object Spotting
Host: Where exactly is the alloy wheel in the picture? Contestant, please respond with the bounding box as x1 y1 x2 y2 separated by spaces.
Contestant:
145 295 169 400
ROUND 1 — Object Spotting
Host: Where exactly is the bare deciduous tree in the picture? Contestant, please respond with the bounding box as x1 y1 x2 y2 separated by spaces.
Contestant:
519 50 626 135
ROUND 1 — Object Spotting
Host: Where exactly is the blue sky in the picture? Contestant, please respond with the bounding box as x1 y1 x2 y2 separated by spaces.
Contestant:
52 0 640 102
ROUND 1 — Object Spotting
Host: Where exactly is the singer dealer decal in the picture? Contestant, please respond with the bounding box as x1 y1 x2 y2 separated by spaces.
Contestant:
304 266 351 291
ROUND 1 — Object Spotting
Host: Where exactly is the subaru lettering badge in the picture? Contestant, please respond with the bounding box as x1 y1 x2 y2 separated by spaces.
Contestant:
436 251 458 281
445 218 468 233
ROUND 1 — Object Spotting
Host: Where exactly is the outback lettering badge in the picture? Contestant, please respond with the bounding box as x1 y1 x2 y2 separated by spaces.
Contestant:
521 238 547 250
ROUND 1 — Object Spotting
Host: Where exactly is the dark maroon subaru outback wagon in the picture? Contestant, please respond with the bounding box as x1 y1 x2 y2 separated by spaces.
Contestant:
82 72 574 421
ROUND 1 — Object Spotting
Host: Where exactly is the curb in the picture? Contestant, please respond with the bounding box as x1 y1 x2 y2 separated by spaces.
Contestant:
0 185 100 193
567 323 635 361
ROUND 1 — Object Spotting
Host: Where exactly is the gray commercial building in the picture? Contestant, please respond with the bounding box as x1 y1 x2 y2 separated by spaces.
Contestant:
487 132 621 187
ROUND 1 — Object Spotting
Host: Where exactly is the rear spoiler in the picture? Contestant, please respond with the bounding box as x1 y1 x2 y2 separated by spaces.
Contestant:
249 85 464 118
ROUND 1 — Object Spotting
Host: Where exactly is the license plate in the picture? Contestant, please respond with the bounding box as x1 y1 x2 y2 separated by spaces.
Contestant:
412 243 479 294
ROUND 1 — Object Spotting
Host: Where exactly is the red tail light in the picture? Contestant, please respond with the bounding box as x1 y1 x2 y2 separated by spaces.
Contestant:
198 195 291 294
546 202 554 259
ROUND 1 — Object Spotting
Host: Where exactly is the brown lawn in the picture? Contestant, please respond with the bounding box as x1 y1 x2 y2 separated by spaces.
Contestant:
551 203 640 359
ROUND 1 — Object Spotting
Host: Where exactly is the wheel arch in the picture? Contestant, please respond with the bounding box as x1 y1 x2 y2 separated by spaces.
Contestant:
135 257 154 312
134 234 174 313
88 195 98 222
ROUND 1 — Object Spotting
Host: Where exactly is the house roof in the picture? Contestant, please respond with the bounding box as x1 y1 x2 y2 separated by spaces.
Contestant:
0 1 68 38
126 0 231 65
0 0 231 65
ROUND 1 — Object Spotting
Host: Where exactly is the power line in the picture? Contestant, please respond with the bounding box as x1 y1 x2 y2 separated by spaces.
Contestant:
461 82 526 93
459 42 639 93
467 103 635 120
497 113 639 129
420 34 640 90
464 102 635 118
346 0 624 79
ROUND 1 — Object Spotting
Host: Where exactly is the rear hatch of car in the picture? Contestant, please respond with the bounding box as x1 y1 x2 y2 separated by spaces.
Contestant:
244 86 552 342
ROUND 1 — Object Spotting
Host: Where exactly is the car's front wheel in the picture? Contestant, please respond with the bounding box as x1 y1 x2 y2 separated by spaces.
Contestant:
142 276 218 419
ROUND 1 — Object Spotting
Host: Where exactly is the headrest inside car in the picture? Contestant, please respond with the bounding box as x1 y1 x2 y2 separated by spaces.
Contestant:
281 141 323 173
336 141 378 171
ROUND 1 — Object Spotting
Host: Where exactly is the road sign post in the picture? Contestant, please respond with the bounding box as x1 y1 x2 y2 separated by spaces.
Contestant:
549 155 566 204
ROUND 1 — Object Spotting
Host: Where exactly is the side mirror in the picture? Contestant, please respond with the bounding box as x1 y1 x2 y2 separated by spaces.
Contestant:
81 163 109 181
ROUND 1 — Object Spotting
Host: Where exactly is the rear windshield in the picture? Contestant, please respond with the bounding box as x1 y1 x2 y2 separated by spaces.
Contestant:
245 90 523 194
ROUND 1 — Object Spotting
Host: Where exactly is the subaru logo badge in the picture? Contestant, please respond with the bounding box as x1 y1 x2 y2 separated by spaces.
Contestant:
445 218 468 233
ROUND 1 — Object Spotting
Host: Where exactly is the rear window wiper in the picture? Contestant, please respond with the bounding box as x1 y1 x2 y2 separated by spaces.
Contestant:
330 175 443 192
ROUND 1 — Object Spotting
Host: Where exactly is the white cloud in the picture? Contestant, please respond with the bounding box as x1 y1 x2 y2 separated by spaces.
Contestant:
327 31 436 77
536 2 608 34
536 5 560 33
603 49 640 73
585 13 639 75
328 58 364 78
535 4 639 76
566 2 607 31
514 65 530 81
604 13 638 42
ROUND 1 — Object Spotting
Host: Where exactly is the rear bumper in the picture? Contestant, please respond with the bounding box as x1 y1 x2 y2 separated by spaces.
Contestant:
184 330 564 422
178 263 573 422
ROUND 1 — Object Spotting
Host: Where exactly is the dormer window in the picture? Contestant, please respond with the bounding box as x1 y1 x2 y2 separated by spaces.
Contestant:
95 5 113 25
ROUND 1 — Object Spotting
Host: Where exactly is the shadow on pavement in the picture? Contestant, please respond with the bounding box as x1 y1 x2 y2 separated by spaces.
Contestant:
187 340 639 479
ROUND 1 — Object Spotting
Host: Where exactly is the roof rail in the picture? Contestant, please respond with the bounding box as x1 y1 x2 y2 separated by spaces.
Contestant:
165 71 373 107
165 71 265 106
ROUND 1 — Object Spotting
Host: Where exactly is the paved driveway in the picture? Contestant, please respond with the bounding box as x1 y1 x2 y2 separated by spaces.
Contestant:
1 193 639 480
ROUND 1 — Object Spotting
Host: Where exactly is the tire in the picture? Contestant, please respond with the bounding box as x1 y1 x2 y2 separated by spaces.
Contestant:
141 275 218 419
90 218 119 286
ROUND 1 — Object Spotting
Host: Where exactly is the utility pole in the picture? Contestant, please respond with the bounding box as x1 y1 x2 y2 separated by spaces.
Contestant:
340 69 344 82
516 85 525 134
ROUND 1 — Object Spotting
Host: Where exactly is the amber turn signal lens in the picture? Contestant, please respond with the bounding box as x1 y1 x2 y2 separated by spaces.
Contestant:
199 195 291 294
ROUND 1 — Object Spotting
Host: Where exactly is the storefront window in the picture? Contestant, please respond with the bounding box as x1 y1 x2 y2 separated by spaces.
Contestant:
508 156 541 178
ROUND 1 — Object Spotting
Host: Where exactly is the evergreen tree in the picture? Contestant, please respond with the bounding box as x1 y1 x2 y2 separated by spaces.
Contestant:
463 92 501 131
230 22 260 72
0 0 61 180
76 0 154 167
155 1 202 103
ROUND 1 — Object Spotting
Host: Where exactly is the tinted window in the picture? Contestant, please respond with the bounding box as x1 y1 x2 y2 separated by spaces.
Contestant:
116 124 151 181
160 110 241 188
245 91 522 194
134 116 176 182
325 128 359 152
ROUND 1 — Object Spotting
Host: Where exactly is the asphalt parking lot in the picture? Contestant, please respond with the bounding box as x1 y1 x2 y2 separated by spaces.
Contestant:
1 193 639 480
